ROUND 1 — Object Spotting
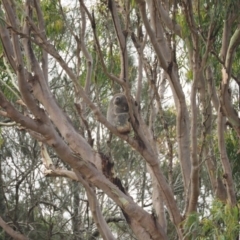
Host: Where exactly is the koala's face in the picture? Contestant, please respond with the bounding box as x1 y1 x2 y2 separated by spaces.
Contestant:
114 95 129 112
114 96 123 105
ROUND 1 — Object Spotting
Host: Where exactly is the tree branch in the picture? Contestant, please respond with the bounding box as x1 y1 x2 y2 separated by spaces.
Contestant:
0 216 29 240
217 110 237 205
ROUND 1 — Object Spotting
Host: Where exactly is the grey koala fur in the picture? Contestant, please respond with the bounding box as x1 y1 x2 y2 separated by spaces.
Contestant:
107 93 131 134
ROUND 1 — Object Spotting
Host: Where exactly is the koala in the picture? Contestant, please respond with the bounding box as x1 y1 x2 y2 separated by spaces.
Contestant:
107 93 131 134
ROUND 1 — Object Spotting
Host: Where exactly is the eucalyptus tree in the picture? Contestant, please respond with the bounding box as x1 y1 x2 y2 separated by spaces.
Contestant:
0 0 240 239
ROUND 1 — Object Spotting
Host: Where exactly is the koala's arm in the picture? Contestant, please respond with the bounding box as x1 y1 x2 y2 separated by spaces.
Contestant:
115 113 131 134
107 111 131 134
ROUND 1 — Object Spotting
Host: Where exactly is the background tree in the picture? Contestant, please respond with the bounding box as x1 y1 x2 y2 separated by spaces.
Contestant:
0 0 240 239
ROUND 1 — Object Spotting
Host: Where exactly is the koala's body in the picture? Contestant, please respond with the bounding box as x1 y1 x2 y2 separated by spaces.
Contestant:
107 93 131 134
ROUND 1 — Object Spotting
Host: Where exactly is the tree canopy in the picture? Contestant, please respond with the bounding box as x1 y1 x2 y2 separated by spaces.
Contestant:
0 0 240 239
